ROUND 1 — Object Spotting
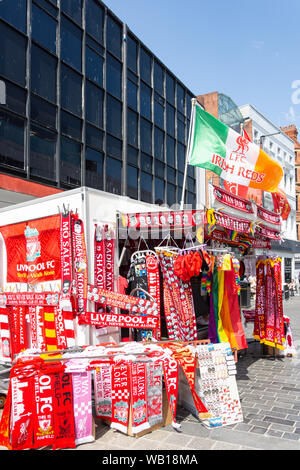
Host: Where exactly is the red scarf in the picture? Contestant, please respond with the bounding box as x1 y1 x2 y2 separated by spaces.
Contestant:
94 224 106 313
33 371 55 448
72 215 88 318
7 306 27 359
10 373 35 450
94 364 112 421
60 211 73 311
104 225 115 313
162 356 179 425
111 363 130 434
254 260 266 342
130 362 150 434
52 372 76 449
0 307 11 361
146 254 161 340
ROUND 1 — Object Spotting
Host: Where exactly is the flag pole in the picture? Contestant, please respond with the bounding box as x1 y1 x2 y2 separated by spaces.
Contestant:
180 98 197 210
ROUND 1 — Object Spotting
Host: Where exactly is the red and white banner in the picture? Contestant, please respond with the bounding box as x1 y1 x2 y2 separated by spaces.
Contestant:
122 210 206 229
33 372 55 448
256 205 281 227
0 291 60 307
11 374 35 450
60 211 73 310
80 311 159 330
255 223 281 240
130 362 150 434
213 185 254 215
146 254 161 340
72 215 88 316
205 228 271 249
214 211 254 234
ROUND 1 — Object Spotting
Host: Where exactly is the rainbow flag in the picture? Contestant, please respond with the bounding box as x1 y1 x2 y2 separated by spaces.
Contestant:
187 103 283 193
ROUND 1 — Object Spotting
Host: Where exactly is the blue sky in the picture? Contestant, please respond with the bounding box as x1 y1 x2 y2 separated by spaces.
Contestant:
104 0 300 132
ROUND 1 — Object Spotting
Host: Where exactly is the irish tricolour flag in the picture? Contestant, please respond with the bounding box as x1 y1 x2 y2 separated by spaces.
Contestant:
187 103 283 192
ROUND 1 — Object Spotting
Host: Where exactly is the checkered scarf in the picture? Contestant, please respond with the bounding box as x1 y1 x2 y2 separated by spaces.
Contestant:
72 371 94 445
111 363 130 434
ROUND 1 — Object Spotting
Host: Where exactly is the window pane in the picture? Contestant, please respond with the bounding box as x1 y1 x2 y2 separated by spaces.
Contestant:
155 160 164 178
127 108 138 148
0 0 27 33
127 80 137 110
177 116 185 143
106 157 122 195
86 0 103 43
61 64 82 116
166 104 175 137
61 15 82 71
177 143 185 172
106 54 122 99
106 134 122 160
140 118 152 155
155 177 164 205
167 166 176 184
127 165 138 199
30 124 56 181
31 94 57 129
177 84 185 114
0 22 26 86
85 147 103 190
167 183 176 206
154 100 164 129
86 46 103 87
166 73 175 105
0 111 25 170
127 145 138 166
85 81 103 128
32 4 57 54
140 82 151 120
86 124 103 151
61 0 82 25
187 191 195 207
166 136 175 166
140 48 151 84
127 35 137 73
141 172 152 203
4 80 26 116
154 61 164 96
61 110 82 141
60 136 81 186
141 152 152 174
107 15 122 59
31 44 57 103
106 95 122 139
154 127 164 161
187 176 195 192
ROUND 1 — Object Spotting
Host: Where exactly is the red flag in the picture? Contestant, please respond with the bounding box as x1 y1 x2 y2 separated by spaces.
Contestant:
272 188 291 221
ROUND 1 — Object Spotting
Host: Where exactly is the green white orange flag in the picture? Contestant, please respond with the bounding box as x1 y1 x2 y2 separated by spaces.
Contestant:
187 102 283 193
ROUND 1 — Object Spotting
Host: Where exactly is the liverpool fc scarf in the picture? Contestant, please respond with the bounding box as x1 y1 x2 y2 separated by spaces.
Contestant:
146 254 161 340
130 362 150 434
34 371 55 448
162 356 179 427
7 306 27 359
104 225 115 307
94 364 112 420
72 215 88 317
94 224 106 314
72 371 94 445
60 211 73 312
52 372 76 449
147 362 163 427
0 307 11 361
111 363 130 434
11 373 35 450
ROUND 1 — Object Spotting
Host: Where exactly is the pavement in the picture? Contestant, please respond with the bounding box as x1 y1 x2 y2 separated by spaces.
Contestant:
2 295 300 451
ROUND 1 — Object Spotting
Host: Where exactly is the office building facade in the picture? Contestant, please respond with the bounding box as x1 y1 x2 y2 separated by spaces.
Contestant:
0 0 196 207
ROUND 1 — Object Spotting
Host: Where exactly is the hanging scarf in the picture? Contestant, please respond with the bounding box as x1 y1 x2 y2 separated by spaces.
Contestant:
60 211 73 312
43 306 59 352
52 372 76 449
146 254 161 340
11 372 35 450
72 215 88 318
208 271 219 344
162 356 179 428
72 370 94 445
28 306 46 352
0 307 11 361
146 362 163 427
7 306 27 359
94 364 112 421
273 259 285 348
104 225 115 305
0 378 12 449
94 224 106 314
254 260 266 343
33 371 55 448
111 363 130 434
130 362 150 434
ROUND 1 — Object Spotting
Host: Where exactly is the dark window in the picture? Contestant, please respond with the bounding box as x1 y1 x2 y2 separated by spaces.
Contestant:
0 22 26 86
106 95 122 139
106 15 122 59
85 81 103 128
85 147 103 190
187 177 195 193
155 160 165 178
154 61 164 96
140 82 151 120
86 35 104 56
61 15 82 71
106 157 122 195
30 124 56 181
167 183 176 206
177 143 185 172
106 134 122 160
178 171 184 188
32 4 57 54
166 104 175 137
166 136 175 166
140 118 152 155
0 111 25 170
154 100 164 129
177 84 185 114
166 73 175 105
155 177 164 205
140 48 151 84
167 166 176 184
4 80 26 116
177 114 185 143
0 0 27 33
60 136 81 186
188 164 194 177
86 0 103 44
33 0 57 17
61 64 82 116
31 44 57 103
86 124 103 151
127 35 137 73
127 165 138 199
187 191 195 207
86 46 103 87
61 110 82 141
31 94 57 129
127 79 137 110
154 127 164 162
127 145 138 166
106 54 122 100
141 153 152 174
61 0 82 25
127 108 138 148
141 172 152 203
187 94 193 119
